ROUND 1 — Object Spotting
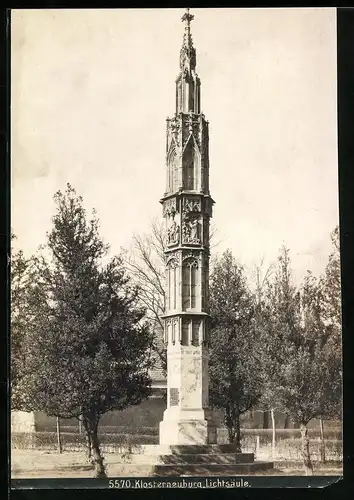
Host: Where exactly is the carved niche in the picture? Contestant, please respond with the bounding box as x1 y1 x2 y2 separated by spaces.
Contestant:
163 199 180 247
182 212 201 245
181 196 202 245
168 118 181 148
166 217 180 247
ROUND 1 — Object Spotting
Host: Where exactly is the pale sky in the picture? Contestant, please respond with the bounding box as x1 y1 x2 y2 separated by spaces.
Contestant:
11 8 338 286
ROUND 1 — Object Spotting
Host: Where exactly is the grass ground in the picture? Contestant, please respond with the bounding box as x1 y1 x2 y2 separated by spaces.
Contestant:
11 449 343 479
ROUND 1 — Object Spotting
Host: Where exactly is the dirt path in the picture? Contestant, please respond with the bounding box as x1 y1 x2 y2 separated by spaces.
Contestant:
11 449 343 479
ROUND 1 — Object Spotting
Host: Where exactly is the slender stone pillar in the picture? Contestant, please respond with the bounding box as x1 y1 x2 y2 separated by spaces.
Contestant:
159 8 216 445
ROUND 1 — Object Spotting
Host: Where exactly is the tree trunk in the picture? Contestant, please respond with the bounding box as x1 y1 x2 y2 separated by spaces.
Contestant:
227 425 236 444
284 414 290 429
87 432 93 463
56 417 62 454
91 427 106 478
225 407 241 453
319 418 326 463
300 423 313 476
271 408 276 460
83 415 106 478
234 412 241 453
263 410 269 429
83 415 93 463
226 408 236 443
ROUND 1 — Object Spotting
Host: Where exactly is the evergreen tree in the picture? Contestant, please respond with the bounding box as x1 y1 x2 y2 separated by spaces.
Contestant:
10 232 37 410
209 250 263 451
318 225 342 356
21 185 153 477
260 245 342 475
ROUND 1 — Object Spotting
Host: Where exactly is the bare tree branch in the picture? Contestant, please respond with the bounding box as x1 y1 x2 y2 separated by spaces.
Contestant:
124 218 167 374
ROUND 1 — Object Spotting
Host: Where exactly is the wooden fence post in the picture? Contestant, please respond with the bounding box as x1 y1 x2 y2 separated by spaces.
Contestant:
271 409 276 460
56 416 62 454
320 418 326 463
256 435 260 457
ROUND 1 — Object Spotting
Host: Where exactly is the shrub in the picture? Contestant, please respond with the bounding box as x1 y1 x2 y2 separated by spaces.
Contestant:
99 426 159 437
12 428 342 461
11 431 158 453
217 427 341 443
216 428 342 461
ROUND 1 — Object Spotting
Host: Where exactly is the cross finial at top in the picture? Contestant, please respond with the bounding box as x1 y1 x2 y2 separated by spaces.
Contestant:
181 7 194 28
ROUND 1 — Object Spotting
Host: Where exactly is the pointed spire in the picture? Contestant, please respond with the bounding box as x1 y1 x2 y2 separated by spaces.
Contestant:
180 8 196 72
175 8 201 114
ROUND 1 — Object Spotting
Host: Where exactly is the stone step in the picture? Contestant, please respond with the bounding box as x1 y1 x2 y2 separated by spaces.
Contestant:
155 453 254 465
152 461 274 476
124 444 254 457
168 445 252 455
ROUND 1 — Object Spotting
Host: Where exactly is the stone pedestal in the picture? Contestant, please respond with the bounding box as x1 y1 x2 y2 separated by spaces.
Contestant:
160 408 217 445
159 343 217 445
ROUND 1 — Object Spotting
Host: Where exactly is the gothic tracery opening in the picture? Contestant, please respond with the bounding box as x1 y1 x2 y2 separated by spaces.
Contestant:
182 257 198 310
166 258 178 311
183 137 199 191
168 145 178 193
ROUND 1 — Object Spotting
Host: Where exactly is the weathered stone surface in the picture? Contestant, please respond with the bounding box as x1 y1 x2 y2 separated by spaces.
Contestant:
110 444 273 476
152 461 274 476
160 415 217 445
154 453 255 465
11 411 36 433
159 10 216 448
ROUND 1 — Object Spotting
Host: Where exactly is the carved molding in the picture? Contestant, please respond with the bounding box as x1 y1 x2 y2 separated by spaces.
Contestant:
166 256 179 269
166 249 180 261
183 197 201 213
182 257 199 268
182 249 201 262
163 198 177 218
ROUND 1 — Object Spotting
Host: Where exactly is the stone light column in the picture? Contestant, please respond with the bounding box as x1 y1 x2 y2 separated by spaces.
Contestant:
159 8 217 445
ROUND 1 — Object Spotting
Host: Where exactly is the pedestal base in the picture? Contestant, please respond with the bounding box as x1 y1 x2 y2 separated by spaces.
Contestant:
108 445 275 477
159 408 217 445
